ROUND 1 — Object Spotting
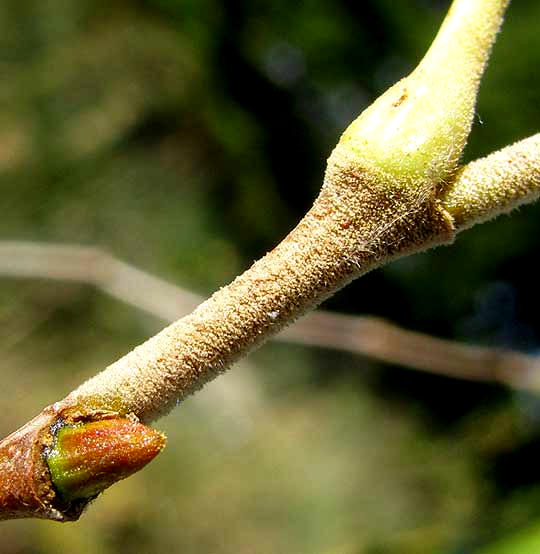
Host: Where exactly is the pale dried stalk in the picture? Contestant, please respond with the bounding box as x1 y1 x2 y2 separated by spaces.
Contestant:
3 239 540 392
281 312 538 391
0 241 200 321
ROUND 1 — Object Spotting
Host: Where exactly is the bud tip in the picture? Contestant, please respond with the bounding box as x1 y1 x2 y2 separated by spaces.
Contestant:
45 418 166 503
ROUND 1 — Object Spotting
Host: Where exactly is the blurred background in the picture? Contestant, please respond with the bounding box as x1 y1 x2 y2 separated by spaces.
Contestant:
1 0 540 552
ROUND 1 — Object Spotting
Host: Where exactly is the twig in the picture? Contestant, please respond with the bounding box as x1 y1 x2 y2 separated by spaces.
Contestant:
2 0 535 521
442 133 540 230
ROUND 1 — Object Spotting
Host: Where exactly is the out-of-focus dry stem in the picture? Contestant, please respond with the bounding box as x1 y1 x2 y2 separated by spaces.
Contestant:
0 241 200 321
281 312 538 392
2 240 540 393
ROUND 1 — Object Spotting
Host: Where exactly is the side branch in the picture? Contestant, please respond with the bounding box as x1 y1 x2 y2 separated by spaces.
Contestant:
442 133 540 230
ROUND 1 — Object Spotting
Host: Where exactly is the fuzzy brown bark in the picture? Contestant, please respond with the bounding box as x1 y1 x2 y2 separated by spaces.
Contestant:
64 157 454 423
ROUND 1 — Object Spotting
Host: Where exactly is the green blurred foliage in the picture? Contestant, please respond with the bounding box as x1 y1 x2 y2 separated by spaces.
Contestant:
479 523 540 554
1 0 540 552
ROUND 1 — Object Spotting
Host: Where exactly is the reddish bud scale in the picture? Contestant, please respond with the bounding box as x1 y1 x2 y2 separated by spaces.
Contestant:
46 418 166 502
